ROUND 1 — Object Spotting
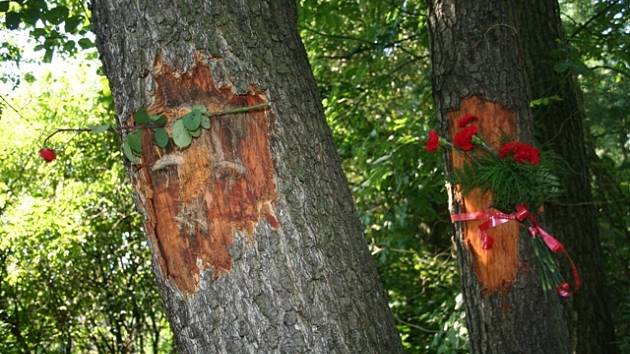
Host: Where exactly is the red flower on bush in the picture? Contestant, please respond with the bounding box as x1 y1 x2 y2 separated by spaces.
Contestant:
453 125 477 151
425 130 440 152
499 141 540 165
458 113 478 128
39 148 57 162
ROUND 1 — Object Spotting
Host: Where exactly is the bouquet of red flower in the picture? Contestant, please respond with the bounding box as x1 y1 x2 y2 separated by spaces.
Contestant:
426 114 579 297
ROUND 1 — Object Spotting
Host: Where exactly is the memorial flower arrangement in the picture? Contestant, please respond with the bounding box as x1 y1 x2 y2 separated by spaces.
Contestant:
426 114 580 297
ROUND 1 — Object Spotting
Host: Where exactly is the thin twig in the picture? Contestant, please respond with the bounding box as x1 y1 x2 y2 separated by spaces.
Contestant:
300 25 373 44
588 65 630 78
41 103 271 145
0 93 26 121
569 0 620 39
42 128 92 146
393 314 437 334
208 102 270 117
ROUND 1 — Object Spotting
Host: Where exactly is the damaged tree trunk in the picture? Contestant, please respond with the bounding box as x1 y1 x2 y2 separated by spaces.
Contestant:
426 1 570 353
91 1 403 353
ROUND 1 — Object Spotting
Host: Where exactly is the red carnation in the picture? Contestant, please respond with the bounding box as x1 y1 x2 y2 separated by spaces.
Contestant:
458 113 478 128
499 141 540 165
556 282 571 298
425 130 440 152
39 148 57 162
481 234 494 250
453 125 477 151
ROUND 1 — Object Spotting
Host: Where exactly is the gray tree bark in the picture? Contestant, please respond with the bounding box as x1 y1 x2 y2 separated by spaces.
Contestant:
90 1 403 353
426 1 570 353
516 1 617 353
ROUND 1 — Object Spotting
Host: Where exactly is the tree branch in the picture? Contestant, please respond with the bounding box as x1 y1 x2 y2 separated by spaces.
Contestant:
569 0 621 39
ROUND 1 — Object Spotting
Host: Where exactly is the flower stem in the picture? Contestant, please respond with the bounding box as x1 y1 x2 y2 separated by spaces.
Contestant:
42 103 272 145
205 102 271 117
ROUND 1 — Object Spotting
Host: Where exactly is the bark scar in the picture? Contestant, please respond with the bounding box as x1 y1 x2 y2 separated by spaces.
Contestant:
449 96 519 294
133 53 279 294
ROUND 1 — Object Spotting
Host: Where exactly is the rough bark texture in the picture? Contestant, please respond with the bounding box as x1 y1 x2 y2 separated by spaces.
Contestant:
426 1 570 353
91 1 403 353
516 1 617 353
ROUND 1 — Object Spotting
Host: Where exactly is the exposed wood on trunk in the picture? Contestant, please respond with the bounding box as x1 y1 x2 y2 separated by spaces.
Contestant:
132 55 279 294
92 1 403 352
426 1 571 353
449 97 519 294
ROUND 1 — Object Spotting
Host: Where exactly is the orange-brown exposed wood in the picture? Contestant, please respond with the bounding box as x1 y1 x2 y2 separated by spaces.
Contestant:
131 55 279 294
449 96 519 294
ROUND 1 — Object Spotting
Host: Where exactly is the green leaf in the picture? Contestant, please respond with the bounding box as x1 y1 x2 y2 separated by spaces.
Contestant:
190 128 202 138
78 37 93 49
31 28 46 38
63 40 76 52
529 95 562 108
46 6 69 25
153 128 169 148
172 120 192 148
201 115 211 129
192 105 208 114
135 108 151 124
64 16 82 33
89 124 110 134
127 131 143 154
23 73 35 83
123 141 140 163
183 111 201 131
150 114 167 127
22 6 40 25
5 12 20 30
43 48 53 63
0 2 10 12
28 0 48 10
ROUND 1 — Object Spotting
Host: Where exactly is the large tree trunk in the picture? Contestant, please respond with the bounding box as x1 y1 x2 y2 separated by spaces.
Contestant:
516 1 617 353
90 1 403 353
426 1 570 353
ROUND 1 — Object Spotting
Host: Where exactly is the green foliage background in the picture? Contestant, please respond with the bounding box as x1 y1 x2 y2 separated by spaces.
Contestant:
0 62 173 353
1 0 628 353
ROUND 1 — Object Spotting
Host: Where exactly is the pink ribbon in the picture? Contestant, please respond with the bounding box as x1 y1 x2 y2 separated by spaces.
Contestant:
451 205 580 297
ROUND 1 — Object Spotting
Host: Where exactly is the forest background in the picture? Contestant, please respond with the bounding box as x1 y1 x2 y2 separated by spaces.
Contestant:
0 0 628 353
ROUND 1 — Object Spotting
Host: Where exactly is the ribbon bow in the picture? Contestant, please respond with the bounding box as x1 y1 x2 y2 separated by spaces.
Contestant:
451 205 580 297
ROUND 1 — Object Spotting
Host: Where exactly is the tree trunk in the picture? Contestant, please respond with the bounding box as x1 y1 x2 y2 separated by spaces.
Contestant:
426 1 570 353
90 1 403 353
516 1 617 353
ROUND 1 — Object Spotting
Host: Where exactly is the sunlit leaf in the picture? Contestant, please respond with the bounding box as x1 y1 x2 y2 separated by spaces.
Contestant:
172 119 192 148
183 111 201 131
126 131 143 154
201 115 211 129
153 127 169 148
150 114 167 127
123 140 140 163
135 108 150 124
190 128 202 138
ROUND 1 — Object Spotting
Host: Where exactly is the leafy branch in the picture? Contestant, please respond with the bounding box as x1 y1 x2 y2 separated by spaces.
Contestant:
124 103 270 163
40 103 271 164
